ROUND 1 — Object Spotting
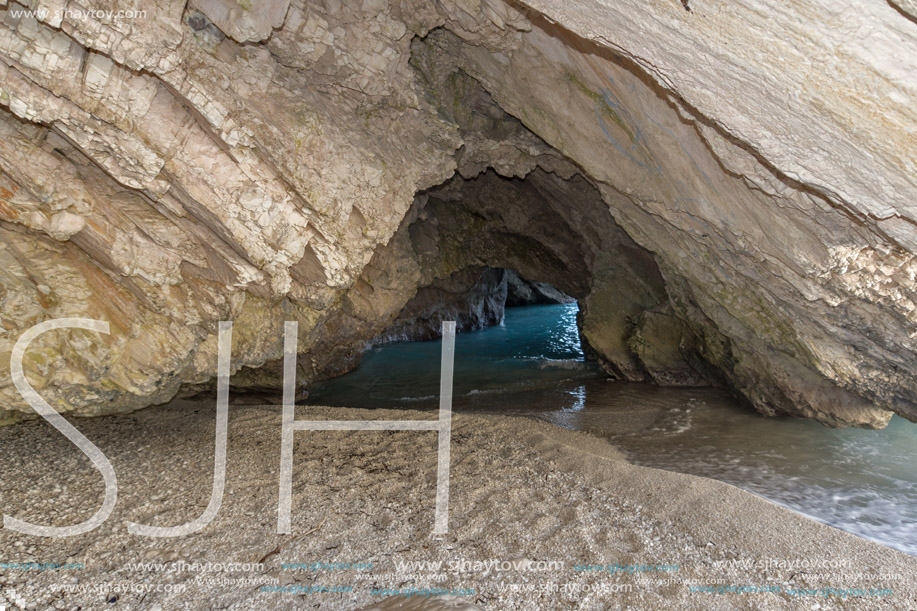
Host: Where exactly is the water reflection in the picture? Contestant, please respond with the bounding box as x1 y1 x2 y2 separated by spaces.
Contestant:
307 303 917 556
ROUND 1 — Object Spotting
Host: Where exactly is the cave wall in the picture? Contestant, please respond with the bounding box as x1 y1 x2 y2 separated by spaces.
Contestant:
504 270 574 307
375 266 507 345
0 0 913 427
420 10 917 427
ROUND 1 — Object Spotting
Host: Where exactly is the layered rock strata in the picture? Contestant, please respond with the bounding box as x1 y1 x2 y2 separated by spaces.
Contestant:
374 266 507 345
504 269 574 307
0 0 913 427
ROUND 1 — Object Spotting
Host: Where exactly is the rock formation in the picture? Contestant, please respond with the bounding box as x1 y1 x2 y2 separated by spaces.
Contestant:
0 0 914 428
504 270 574 307
375 267 507 345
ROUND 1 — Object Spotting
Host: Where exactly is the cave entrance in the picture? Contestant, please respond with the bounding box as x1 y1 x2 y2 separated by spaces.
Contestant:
281 58 717 397
304 277 598 413
373 266 576 345
304 165 713 411
231 166 712 403
311 166 714 396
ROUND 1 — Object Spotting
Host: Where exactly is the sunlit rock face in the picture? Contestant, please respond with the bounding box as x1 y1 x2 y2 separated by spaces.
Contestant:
0 0 914 428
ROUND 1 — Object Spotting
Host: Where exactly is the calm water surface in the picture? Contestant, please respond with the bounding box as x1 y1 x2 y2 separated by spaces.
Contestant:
307 303 917 556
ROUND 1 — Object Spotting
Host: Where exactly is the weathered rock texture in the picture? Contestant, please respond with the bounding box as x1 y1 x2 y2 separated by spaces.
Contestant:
0 0 914 427
504 269 574 307
375 266 507 344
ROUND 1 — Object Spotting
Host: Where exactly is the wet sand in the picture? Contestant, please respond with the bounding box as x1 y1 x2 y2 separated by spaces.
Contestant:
0 400 915 610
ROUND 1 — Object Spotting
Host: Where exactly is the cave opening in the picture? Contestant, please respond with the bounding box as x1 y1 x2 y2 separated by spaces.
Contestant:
303 164 718 412
304 166 719 396
287 46 728 401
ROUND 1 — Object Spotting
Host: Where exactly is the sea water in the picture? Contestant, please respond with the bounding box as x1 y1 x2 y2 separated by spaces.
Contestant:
306 303 917 556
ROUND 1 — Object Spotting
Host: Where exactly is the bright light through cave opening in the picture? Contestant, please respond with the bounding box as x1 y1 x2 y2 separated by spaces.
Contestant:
304 268 594 412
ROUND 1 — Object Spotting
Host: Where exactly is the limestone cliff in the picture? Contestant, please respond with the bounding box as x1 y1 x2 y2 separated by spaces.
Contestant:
0 0 914 428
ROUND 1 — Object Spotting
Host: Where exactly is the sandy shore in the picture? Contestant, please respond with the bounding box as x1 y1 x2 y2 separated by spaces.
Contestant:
0 400 914 610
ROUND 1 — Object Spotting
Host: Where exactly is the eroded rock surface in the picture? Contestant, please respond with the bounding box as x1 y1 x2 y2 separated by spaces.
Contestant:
504 269 574 307
376 267 507 345
0 0 914 427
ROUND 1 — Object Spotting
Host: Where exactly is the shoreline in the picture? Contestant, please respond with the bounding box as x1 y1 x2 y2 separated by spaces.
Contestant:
0 400 914 609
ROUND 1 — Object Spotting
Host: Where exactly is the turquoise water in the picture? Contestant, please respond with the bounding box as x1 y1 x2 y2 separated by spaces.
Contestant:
307 303 594 409
306 303 917 556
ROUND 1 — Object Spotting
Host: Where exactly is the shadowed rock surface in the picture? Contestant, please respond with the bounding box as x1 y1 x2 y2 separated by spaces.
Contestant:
375 267 508 345
504 269 574 307
0 0 914 428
